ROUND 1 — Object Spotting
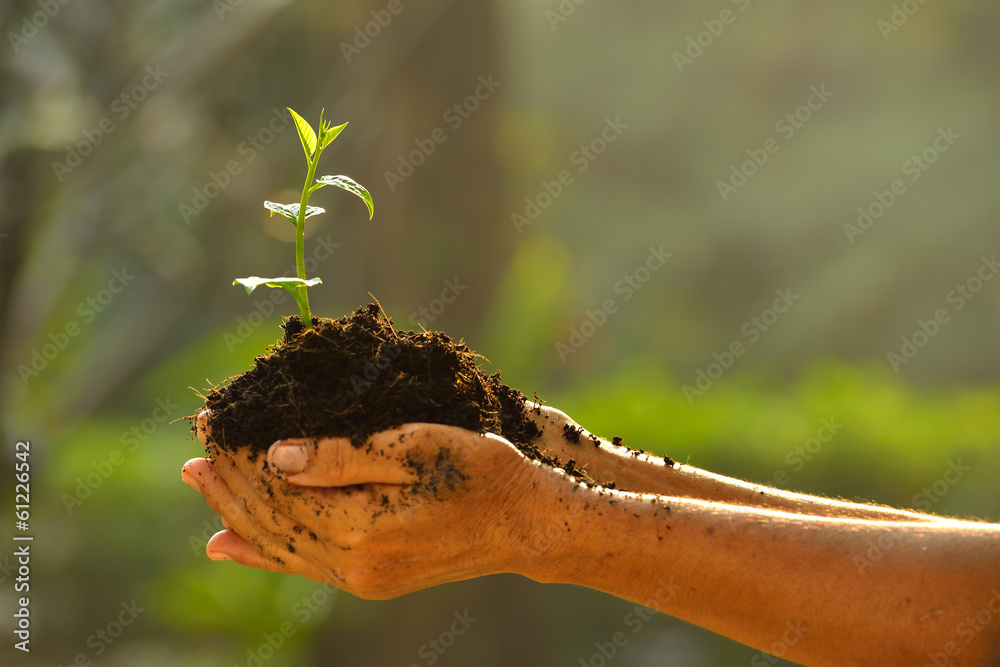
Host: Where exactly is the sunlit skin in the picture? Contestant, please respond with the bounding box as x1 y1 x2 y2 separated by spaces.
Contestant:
183 406 1000 666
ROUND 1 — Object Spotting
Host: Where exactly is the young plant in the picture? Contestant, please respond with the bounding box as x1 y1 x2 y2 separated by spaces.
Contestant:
234 108 374 330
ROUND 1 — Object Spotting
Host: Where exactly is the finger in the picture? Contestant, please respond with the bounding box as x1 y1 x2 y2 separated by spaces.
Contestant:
525 403 572 441
266 481 397 534
209 446 372 555
210 447 313 535
267 423 481 487
206 529 334 584
206 529 286 570
187 457 294 558
200 465 325 569
526 403 620 456
186 456 300 554
199 455 351 581
181 457 214 492
187 452 346 583
196 410 212 448
524 403 589 447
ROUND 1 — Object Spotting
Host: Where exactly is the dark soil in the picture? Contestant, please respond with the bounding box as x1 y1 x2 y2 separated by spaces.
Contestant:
562 424 582 443
197 303 594 483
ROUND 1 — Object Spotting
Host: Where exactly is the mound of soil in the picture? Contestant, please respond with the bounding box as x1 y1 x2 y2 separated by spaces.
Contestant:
198 303 592 483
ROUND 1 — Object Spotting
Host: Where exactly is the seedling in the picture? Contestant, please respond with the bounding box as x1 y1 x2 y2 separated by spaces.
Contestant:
234 108 374 330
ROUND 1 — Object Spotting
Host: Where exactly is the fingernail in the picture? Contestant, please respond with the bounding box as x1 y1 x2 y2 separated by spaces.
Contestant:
208 551 232 561
181 468 200 491
269 443 308 474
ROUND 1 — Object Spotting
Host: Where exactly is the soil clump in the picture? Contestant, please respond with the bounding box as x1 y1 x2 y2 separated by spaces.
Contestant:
198 303 594 484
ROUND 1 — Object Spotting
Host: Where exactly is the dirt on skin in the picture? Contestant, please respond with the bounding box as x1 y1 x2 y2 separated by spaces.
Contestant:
197 303 595 485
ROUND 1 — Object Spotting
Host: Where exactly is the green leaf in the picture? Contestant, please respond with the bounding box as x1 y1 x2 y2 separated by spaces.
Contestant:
234 276 320 317
288 108 317 159
263 201 325 224
233 276 322 295
315 175 374 219
320 121 348 150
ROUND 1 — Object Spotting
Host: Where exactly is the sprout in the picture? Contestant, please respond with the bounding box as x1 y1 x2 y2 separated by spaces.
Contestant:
234 108 374 330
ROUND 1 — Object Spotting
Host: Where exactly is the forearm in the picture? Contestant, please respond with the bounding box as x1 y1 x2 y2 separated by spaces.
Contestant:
535 408 951 522
619 452 953 523
518 476 1000 666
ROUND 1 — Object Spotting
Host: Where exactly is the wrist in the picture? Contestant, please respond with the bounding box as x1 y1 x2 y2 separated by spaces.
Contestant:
499 459 589 582
506 462 657 587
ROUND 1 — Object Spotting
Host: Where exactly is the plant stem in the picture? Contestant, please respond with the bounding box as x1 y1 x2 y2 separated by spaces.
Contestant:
295 148 322 328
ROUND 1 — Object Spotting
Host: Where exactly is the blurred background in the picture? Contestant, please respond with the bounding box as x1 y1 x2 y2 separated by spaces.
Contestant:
2 0 999 665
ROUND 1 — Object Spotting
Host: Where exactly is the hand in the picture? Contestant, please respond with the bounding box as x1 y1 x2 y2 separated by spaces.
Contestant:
524 402 680 495
182 412 568 598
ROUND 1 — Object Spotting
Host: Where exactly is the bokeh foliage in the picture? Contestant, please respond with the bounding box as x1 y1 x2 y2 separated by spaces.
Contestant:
2 1 998 666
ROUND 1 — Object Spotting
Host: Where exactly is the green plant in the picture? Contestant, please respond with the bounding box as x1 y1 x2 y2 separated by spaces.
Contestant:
234 108 374 330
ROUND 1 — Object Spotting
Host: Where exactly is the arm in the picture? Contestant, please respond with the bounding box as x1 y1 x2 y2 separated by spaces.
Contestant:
529 404 957 523
522 461 1000 666
183 414 1000 666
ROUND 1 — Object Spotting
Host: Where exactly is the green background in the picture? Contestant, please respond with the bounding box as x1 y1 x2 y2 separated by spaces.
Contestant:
2 1 998 665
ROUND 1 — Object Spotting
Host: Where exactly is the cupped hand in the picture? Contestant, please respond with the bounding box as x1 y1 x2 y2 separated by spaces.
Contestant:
182 412 572 599
523 402 678 494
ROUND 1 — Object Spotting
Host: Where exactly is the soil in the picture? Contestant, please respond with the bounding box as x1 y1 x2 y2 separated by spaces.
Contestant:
197 303 595 484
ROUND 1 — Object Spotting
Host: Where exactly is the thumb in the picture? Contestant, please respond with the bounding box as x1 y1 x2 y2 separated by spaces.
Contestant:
266 437 410 487
266 424 434 486
267 423 482 487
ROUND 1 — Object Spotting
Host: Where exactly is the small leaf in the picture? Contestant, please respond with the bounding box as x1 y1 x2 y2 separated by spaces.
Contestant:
234 276 319 316
320 121 348 151
234 276 322 295
315 175 374 219
263 201 325 224
288 108 317 159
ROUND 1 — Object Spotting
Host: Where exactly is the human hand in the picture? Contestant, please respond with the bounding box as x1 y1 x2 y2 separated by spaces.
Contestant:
182 411 572 598
524 403 680 495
